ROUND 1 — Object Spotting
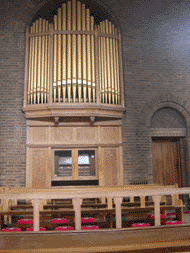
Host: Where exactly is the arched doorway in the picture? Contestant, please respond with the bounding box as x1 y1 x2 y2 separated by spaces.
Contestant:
151 107 187 188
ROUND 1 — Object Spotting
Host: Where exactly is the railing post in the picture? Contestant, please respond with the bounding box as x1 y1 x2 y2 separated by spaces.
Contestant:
73 198 82 231
107 197 113 209
31 199 41 232
114 197 123 229
153 195 161 226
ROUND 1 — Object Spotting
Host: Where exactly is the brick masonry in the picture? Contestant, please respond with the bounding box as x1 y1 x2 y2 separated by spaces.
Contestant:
0 0 190 187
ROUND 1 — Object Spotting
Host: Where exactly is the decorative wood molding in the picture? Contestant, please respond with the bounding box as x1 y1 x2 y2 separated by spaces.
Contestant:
23 104 125 119
151 128 186 137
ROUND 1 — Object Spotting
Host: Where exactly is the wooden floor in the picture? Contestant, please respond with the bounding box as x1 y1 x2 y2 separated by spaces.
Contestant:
1 225 190 253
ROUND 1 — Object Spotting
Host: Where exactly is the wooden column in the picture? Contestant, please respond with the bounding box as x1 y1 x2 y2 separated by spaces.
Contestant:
153 195 161 226
114 197 123 229
31 199 41 232
73 198 82 231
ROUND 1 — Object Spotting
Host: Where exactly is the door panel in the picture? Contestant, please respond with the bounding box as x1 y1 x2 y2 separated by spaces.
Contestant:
152 138 180 186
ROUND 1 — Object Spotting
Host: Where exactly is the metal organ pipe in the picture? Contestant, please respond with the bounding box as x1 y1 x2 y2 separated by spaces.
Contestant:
26 0 122 106
62 3 66 103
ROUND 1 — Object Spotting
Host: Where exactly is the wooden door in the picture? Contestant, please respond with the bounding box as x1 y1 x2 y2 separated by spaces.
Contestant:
152 138 181 186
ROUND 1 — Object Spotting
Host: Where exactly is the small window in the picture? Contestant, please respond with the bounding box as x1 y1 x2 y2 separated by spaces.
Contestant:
78 150 95 177
54 151 72 178
52 149 97 181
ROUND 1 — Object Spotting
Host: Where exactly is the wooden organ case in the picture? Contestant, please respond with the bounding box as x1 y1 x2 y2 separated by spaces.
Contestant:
23 0 125 189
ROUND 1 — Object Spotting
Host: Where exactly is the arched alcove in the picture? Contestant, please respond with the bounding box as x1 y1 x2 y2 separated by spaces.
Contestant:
151 107 188 205
31 0 119 27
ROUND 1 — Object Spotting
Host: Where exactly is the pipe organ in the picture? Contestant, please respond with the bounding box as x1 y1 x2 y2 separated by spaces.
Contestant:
24 0 125 189
25 0 124 108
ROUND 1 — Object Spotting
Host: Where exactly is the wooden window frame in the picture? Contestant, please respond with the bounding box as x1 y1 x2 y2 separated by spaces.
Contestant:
52 148 98 181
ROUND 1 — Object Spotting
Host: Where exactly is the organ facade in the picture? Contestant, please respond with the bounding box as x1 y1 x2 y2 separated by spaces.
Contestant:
23 0 125 188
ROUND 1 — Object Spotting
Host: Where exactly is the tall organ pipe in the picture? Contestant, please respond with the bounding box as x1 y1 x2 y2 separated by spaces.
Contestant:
103 21 108 103
37 18 42 104
67 1 72 103
105 20 111 104
57 8 62 103
82 4 87 102
115 28 120 104
86 8 91 102
72 0 77 102
77 1 82 103
47 22 50 103
62 3 66 103
44 19 49 103
28 26 33 104
53 15 57 103
109 22 114 104
41 19 45 104
33 20 38 104
91 16 95 103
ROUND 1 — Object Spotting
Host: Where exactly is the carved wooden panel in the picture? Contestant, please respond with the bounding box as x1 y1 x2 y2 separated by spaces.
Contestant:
102 148 118 186
31 127 48 144
101 127 119 143
52 127 73 143
31 149 49 188
76 127 96 143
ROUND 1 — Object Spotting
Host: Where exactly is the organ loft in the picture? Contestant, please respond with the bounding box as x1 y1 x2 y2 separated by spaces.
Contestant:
22 0 125 189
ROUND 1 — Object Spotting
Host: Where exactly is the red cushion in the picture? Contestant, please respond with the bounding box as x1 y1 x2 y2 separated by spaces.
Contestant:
131 223 150 227
17 219 33 224
51 218 67 224
2 227 22 232
81 217 95 223
164 221 183 225
26 227 46 231
81 225 99 230
55 226 74 231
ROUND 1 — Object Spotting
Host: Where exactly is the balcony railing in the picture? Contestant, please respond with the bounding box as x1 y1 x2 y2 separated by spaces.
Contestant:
1 186 190 232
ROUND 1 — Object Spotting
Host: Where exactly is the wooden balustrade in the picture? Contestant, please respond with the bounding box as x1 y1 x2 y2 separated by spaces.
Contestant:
0 185 189 232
